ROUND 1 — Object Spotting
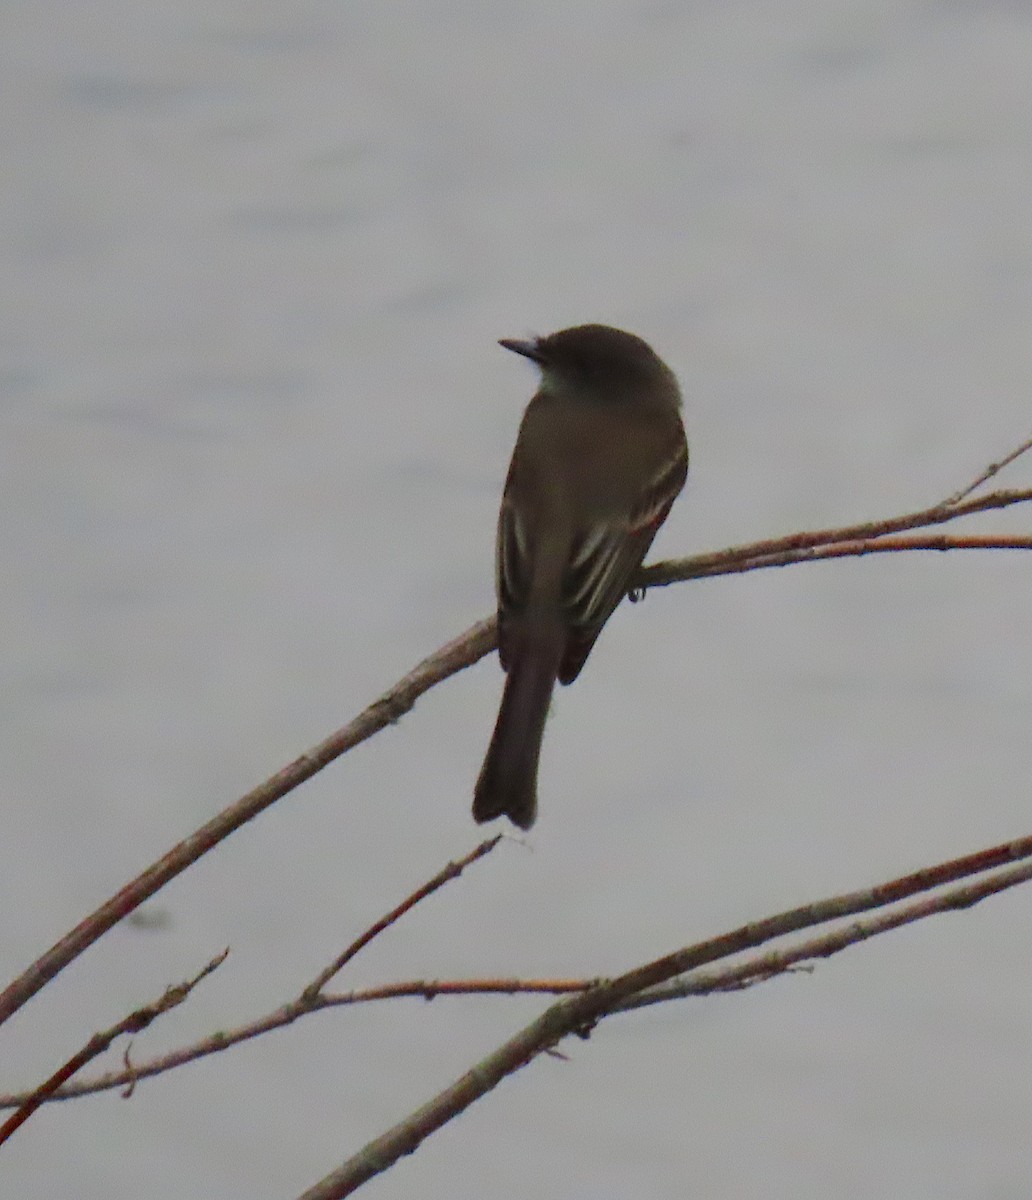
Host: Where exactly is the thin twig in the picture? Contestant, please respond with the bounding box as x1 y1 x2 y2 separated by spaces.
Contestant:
3 482 1031 1030
0 950 227 1147
1 838 506 1107
297 857 1032 1198
639 487 1032 589
0 621 497 1030
668 533 1032 581
6 828 1031 1109
0 979 589 1107
945 433 1032 506
303 836 503 999
618 859 1032 1010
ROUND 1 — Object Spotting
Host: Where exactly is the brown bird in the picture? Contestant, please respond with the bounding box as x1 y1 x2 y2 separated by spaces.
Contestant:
473 324 689 829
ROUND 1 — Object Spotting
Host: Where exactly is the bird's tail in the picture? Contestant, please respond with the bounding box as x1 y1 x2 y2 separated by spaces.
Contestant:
473 624 563 830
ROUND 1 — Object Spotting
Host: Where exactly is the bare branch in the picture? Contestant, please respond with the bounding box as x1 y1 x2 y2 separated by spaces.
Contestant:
0 621 497 1029
0 841 506 1107
303 836 502 998
4 472 1031 1030
0 950 227 1147
622 861 1032 1009
640 487 1032 589
945 432 1032 505
297 844 1032 1199
4 829 1032 1113
0 979 589 1107
664 533 1032 582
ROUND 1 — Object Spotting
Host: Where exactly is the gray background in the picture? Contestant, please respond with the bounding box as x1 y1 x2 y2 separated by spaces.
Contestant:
3 1 1032 1197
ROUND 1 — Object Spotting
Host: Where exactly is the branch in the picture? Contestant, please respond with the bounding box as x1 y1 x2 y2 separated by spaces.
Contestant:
944 431 1032 504
639 487 1032 589
0 949 226 1146
0 620 496 1030
0 840 504 1107
3 475 1031 1030
618 859 1032 1008
0 979 586 1107
3 828 1032 1111
660 533 1032 581
302 835 503 998
297 838 1032 1198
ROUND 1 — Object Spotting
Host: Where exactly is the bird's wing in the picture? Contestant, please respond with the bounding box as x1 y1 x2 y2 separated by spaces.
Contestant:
495 457 532 672
559 436 688 684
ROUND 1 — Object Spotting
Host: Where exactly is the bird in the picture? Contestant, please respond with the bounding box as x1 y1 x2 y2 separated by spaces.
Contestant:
473 323 689 829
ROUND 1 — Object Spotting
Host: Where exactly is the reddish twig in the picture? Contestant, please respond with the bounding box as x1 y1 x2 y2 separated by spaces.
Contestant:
945 432 1032 505
2 482 1031 1032
0 839 505 1108
298 854 1032 1199
5 829 1032 1110
0 621 497 1030
303 836 503 998
0 979 587 1107
639 487 1032 589
622 860 1032 1009
670 533 1032 581
0 949 227 1147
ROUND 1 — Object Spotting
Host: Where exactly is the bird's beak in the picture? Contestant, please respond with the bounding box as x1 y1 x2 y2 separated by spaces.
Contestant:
499 337 545 364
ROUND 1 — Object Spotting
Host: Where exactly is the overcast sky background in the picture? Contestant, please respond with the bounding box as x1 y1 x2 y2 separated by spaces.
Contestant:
4 2 1032 1197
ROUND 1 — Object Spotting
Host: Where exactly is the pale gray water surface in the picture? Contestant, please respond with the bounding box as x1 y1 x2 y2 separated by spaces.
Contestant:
3 2 1032 1197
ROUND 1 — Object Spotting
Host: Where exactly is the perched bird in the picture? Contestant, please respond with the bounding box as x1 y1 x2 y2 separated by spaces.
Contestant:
473 324 689 829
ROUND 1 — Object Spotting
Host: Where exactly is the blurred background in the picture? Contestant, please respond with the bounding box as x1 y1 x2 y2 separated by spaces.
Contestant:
3 2 1032 1197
